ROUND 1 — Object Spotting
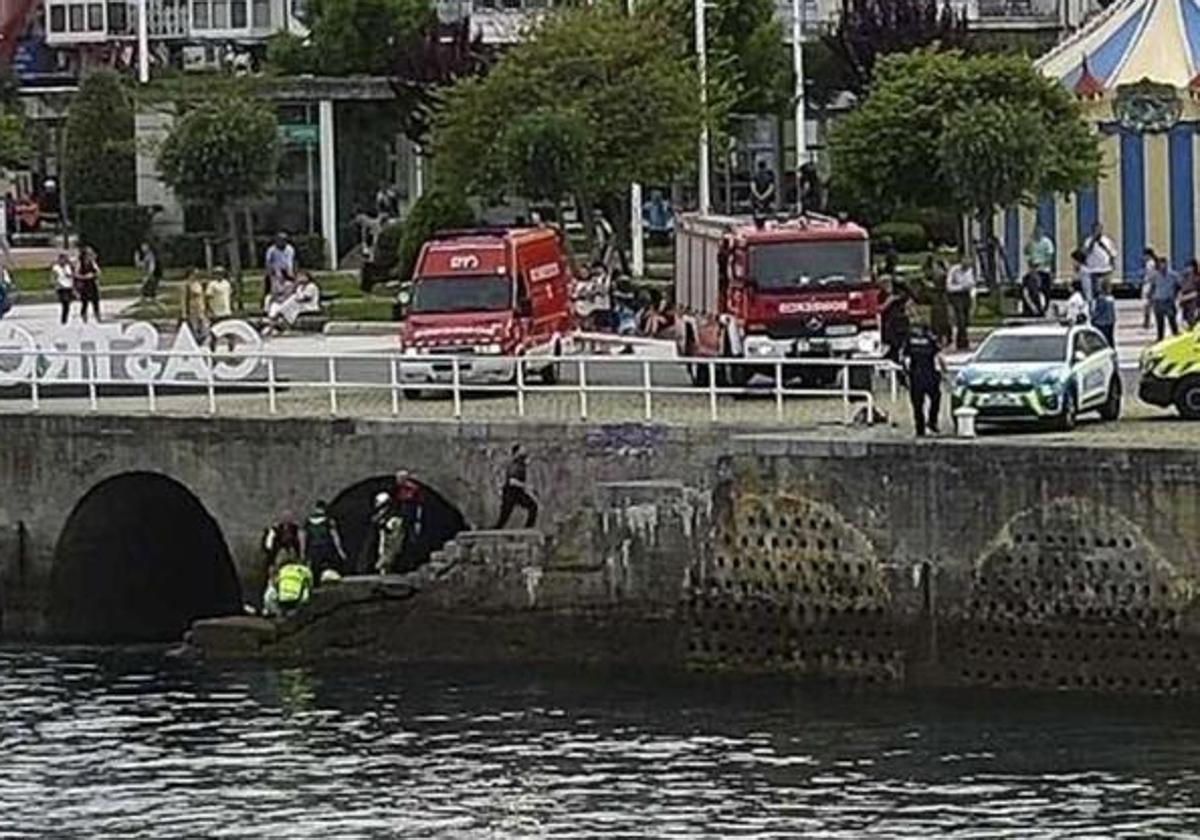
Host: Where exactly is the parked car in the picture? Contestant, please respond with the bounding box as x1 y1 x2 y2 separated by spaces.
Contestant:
951 324 1121 430
1138 327 1200 419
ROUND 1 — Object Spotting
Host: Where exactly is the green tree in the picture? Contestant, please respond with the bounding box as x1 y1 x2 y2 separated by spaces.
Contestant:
641 0 790 118
828 50 1101 225
63 70 135 207
396 187 475 281
267 0 434 76
432 4 705 237
499 109 591 221
157 96 280 293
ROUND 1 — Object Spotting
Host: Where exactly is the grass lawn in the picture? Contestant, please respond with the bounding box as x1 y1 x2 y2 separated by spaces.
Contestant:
12 265 148 293
118 270 395 323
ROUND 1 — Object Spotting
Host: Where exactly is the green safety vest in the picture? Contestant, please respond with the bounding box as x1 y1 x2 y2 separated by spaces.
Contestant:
277 563 313 605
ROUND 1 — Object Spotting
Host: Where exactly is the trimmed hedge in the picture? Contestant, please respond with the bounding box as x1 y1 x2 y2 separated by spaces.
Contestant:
158 232 327 271
74 203 155 265
871 221 927 254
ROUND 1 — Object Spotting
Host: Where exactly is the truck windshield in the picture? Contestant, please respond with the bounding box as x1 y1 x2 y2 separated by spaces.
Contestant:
411 276 512 314
748 242 869 289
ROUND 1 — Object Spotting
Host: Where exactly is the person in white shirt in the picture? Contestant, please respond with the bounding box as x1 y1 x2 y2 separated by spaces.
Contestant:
49 252 74 325
1065 280 1089 324
1081 222 1116 301
945 250 976 350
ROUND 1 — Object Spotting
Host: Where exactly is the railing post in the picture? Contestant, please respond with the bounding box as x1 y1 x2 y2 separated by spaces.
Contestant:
147 374 156 413
577 357 588 420
707 359 718 422
87 352 98 412
451 357 463 419
774 360 784 421
842 360 852 425
515 357 526 418
206 351 217 415
642 358 652 421
28 351 38 411
327 355 338 415
390 357 400 415
267 355 277 415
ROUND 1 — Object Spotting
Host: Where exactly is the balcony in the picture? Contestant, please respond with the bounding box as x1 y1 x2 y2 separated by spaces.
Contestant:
44 0 291 44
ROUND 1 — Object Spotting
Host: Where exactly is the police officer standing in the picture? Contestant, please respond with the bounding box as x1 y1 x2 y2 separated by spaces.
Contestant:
903 316 948 437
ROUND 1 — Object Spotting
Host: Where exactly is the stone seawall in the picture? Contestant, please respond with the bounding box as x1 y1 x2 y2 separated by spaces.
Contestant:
3 412 1200 694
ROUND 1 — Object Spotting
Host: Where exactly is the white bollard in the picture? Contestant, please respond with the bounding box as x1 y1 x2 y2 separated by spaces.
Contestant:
954 407 978 438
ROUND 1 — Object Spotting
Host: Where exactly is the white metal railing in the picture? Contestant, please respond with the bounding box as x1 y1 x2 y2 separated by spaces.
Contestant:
0 347 903 426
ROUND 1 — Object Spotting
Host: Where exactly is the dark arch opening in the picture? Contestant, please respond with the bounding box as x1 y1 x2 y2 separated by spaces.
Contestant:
49 472 242 643
329 476 468 574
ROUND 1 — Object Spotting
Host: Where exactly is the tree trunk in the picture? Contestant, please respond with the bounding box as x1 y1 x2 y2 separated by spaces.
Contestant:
225 205 244 313
574 190 595 254
243 206 256 276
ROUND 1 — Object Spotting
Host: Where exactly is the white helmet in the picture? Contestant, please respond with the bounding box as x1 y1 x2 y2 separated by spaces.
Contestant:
373 491 392 510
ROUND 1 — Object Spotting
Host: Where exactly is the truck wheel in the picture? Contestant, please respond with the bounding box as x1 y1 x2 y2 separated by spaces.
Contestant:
1099 375 1122 421
1175 376 1200 419
402 387 423 400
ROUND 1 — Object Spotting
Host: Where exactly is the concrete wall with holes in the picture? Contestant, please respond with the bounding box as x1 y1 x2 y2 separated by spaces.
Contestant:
693 439 1200 693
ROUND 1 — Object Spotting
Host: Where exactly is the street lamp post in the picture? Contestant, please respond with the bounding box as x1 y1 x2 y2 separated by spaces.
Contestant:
791 0 806 212
695 0 711 214
137 0 150 83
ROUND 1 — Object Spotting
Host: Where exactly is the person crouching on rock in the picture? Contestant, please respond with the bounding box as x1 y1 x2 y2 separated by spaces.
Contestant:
372 491 405 575
274 555 313 615
303 499 347 583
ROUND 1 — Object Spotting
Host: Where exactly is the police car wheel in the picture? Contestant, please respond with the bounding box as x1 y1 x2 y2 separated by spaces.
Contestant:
1057 389 1077 431
1175 376 1200 420
1099 376 1121 421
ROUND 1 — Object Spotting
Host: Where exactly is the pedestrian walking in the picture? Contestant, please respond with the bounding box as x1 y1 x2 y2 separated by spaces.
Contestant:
923 247 952 346
902 317 947 437
946 250 975 350
1024 224 1055 310
880 280 913 368
495 444 538 529
1180 259 1200 329
75 247 101 323
135 241 161 300
1090 280 1117 348
181 270 209 342
50 252 74 325
1081 222 1116 302
1148 256 1182 341
1141 248 1158 329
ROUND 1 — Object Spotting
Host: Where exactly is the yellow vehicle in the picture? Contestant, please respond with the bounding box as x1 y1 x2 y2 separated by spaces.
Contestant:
1138 328 1200 419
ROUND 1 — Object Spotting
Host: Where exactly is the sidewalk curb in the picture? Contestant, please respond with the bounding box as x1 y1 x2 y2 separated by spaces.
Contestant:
323 321 398 336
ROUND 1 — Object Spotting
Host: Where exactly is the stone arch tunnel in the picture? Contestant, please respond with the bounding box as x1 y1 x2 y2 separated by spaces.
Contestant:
48 472 242 643
329 475 468 573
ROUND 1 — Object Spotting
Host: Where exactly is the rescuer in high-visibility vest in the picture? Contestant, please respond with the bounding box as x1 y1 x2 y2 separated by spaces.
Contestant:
275 559 314 614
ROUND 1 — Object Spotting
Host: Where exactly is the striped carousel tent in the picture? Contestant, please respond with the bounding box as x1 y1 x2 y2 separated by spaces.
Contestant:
997 0 1200 283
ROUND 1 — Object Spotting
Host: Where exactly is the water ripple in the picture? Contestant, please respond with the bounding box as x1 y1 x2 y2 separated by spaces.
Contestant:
2 648 1200 838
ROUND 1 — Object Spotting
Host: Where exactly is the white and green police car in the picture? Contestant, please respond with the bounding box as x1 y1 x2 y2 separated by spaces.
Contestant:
951 324 1121 430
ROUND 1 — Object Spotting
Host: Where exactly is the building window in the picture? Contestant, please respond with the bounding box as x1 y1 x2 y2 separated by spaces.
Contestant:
192 0 209 27
69 4 85 31
230 0 246 26
212 0 228 27
49 5 66 31
87 2 104 29
252 0 269 26
108 2 127 31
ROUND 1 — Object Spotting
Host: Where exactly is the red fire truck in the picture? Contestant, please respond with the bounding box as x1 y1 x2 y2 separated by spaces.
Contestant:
673 213 880 387
399 227 574 388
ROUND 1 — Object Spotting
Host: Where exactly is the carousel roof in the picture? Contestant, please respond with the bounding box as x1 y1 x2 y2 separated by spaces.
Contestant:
1037 0 1200 92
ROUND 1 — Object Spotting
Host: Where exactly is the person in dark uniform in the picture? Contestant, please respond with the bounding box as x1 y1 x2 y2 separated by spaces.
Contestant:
495 444 538 528
750 160 775 228
903 318 947 437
